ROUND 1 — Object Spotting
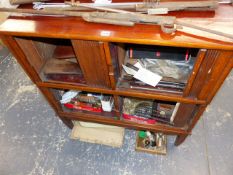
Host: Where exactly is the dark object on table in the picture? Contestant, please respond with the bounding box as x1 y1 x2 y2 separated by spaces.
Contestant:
10 0 50 5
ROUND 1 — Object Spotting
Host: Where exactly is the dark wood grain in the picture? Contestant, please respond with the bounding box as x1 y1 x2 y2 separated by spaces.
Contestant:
15 37 45 72
72 40 111 88
173 103 196 127
0 35 41 83
188 50 219 98
53 45 75 59
183 49 206 96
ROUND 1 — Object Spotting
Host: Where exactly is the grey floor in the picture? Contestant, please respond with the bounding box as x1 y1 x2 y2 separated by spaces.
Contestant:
0 46 233 175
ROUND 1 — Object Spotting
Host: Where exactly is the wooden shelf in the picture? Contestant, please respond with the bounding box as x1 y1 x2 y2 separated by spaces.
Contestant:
37 81 206 104
59 111 188 135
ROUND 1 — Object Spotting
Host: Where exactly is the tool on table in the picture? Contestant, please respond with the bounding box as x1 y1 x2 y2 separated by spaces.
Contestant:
137 0 218 14
33 2 143 11
65 1 136 14
34 1 217 14
65 0 218 14
65 0 233 39
0 7 233 40
10 0 50 5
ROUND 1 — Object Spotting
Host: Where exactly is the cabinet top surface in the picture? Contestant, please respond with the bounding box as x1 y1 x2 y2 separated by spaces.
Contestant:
0 1 233 50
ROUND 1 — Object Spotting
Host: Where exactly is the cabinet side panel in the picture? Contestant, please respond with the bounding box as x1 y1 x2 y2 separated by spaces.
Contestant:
183 49 206 96
197 51 233 101
173 103 196 127
1 35 41 83
72 40 111 88
188 50 219 98
188 50 233 102
15 37 46 73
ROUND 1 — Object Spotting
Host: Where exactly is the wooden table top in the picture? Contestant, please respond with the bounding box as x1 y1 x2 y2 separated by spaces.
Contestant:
0 1 233 50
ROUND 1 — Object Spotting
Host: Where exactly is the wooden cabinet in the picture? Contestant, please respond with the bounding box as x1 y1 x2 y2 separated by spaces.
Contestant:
0 3 232 146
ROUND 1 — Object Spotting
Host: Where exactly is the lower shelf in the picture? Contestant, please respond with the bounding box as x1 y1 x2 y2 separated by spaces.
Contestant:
59 111 188 135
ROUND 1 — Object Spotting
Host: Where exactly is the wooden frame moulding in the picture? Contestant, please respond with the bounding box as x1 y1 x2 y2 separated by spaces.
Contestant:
103 42 121 118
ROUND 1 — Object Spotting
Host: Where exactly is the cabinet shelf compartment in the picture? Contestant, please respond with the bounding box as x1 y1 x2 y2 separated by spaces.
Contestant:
121 96 180 127
111 43 199 95
51 88 119 119
15 37 86 86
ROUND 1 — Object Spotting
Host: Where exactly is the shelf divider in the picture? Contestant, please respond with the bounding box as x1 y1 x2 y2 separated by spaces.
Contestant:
37 81 206 105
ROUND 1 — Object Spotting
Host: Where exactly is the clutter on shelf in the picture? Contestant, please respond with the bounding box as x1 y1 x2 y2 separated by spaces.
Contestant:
60 90 114 113
122 97 177 125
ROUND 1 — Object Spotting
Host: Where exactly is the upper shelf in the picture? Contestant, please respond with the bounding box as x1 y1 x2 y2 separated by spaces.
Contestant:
0 4 233 50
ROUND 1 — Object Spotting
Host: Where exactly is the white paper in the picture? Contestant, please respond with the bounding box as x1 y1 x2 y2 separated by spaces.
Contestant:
60 90 79 104
147 8 168 15
122 65 137 75
133 68 162 87
134 62 143 69
94 0 112 4
100 31 111 36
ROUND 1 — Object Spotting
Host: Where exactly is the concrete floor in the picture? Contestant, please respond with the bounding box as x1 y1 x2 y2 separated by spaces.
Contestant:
0 46 233 175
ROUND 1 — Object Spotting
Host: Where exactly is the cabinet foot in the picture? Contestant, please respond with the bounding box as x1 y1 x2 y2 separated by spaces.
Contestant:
174 135 188 146
60 117 74 129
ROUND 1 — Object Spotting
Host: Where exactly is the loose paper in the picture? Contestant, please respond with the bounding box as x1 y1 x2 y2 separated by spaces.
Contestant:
134 62 143 69
94 0 112 4
60 90 79 104
100 31 111 36
133 67 162 87
122 64 137 75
